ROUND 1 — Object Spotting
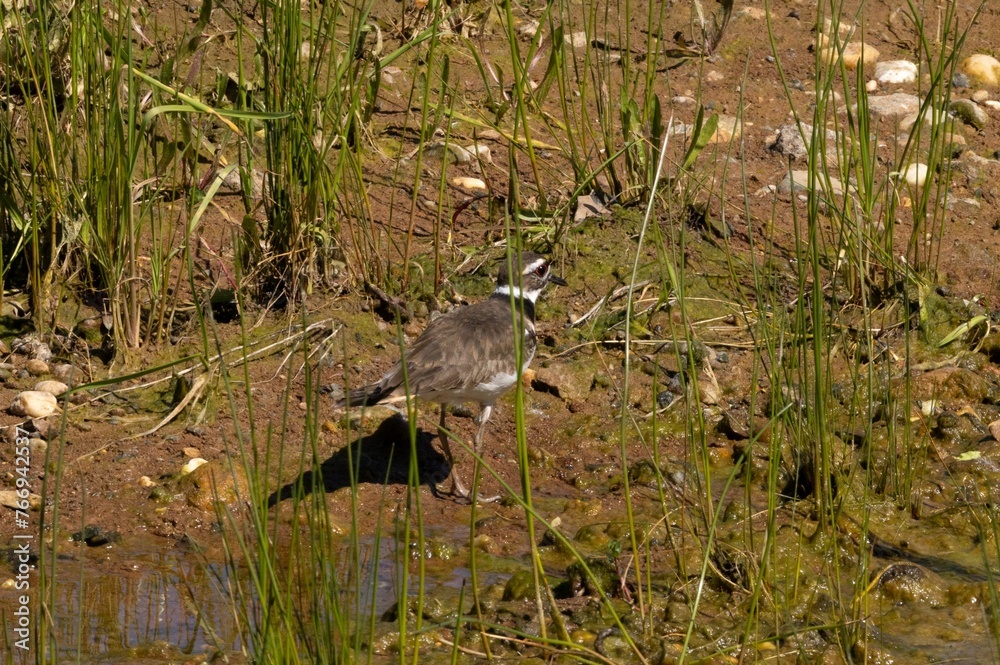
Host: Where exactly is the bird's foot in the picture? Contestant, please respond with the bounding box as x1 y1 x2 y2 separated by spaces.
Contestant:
435 472 501 504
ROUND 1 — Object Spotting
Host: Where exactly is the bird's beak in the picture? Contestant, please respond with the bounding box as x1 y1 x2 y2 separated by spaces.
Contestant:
550 274 568 287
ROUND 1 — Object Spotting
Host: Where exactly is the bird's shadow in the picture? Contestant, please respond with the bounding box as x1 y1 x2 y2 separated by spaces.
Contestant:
267 414 449 507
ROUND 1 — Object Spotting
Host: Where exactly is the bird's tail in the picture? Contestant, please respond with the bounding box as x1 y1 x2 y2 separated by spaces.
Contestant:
333 384 387 409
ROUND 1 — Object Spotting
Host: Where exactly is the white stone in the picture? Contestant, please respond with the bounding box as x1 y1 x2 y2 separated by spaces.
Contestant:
34 380 68 396
449 176 487 193
901 163 929 187
874 60 918 84
181 458 208 476
9 391 59 418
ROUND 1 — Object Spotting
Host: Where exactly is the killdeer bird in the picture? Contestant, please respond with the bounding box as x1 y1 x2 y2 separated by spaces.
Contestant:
335 252 566 500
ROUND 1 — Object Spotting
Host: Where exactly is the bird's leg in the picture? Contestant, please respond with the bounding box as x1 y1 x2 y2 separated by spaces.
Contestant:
473 404 492 454
437 404 471 499
470 404 501 504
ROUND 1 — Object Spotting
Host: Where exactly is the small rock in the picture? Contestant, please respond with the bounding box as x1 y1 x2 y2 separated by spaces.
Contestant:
31 343 51 362
71 525 121 547
0 490 41 510
901 163 929 187
963 54 1000 87
865 79 878 92
574 191 612 222
671 95 696 106
736 6 766 20
34 380 68 396
30 418 58 440
10 391 59 418
874 60 917 84
952 72 970 89
184 461 251 511
985 100 1000 111
180 458 208 476
51 364 79 385
182 446 201 458
655 391 676 408
449 176 487 193
0 339 9 355
770 123 837 161
12 338 52 362
29 438 47 457
466 144 492 164
139 476 156 488
972 89 991 103
532 365 588 404
25 359 48 375
564 31 588 48
699 370 720 405
710 115 743 144
950 99 989 130
820 17 855 40
777 170 848 198
705 70 724 82
824 41 878 70
408 142 471 166
863 93 920 119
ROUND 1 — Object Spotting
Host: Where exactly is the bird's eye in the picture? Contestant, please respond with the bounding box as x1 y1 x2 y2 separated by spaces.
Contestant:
534 263 548 277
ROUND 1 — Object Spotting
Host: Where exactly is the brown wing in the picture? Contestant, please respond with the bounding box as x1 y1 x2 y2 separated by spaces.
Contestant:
376 299 526 398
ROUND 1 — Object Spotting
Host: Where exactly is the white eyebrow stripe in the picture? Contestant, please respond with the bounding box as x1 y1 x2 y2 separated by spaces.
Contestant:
522 258 546 274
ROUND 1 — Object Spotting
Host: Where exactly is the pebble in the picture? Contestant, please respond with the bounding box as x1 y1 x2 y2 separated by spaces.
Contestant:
29 438 47 457
862 93 920 119
449 176 487 193
901 163 929 187
736 6 766 20
951 99 989 130
874 60 917 84
34 380 68 396
182 446 201 458
963 54 1000 87
532 365 589 404
825 42 878 70
710 115 743 144
51 364 78 385
139 476 156 488
972 89 991 103
0 490 41 511
865 79 878 92
9 391 59 418
12 338 52 362
466 144 492 164
985 100 1000 111
777 170 848 198
770 123 836 161
821 17 855 39
180 458 208 476
25 359 47 375
952 72 970 89
564 31 588 48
